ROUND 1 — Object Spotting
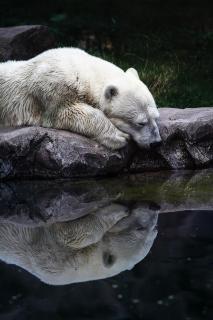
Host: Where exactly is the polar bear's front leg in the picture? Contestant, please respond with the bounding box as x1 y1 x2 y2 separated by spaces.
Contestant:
55 103 129 150
53 204 128 249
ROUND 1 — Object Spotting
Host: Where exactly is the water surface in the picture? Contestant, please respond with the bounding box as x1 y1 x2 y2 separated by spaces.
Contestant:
0 170 212 320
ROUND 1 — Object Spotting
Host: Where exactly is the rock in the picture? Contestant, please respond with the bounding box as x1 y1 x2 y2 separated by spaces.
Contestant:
131 107 213 171
0 25 56 61
0 126 132 179
0 107 212 179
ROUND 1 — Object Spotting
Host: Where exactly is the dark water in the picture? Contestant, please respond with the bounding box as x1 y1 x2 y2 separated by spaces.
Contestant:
0 170 213 320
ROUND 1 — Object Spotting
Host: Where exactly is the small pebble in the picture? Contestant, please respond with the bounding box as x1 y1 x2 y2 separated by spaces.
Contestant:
132 299 140 304
157 300 163 305
117 294 123 299
11 294 21 300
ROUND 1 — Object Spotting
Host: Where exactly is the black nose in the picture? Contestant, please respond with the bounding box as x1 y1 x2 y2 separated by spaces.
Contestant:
150 141 162 148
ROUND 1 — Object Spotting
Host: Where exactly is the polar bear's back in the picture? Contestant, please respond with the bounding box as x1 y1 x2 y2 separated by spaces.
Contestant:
32 47 124 83
0 47 126 127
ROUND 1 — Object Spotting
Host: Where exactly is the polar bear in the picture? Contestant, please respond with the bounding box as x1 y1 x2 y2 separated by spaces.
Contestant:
0 203 158 285
0 48 161 149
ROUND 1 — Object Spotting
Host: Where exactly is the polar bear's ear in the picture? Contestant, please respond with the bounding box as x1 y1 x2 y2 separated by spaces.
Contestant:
104 85 119 100
126 68 140 80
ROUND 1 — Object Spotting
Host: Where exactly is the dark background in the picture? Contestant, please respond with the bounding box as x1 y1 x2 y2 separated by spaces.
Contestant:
0 0 213 107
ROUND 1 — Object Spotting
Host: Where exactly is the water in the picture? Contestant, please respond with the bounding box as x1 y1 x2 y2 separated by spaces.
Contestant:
0 169 212 320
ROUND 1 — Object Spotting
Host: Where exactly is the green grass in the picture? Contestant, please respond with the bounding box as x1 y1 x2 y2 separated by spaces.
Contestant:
84 26 213 107
92 42 213 108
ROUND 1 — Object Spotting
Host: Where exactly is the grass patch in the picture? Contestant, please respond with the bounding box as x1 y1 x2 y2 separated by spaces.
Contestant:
92 44 213 108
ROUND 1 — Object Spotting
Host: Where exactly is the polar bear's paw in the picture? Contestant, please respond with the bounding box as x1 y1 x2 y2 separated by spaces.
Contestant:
97 129 130 150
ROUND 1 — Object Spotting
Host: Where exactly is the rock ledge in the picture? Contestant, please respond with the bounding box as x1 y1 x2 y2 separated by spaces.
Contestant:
0 107 212 179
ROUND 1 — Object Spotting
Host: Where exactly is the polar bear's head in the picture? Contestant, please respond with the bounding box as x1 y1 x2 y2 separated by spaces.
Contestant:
100 68 161 148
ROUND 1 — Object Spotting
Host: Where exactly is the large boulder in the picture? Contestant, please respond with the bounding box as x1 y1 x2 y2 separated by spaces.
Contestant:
0 107 212 179
0 25 56 61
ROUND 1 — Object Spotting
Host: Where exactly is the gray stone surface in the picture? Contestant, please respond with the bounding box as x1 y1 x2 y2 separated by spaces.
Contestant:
0 25 56 61
0 107 212 179
131 107 213 171
0 127 132 179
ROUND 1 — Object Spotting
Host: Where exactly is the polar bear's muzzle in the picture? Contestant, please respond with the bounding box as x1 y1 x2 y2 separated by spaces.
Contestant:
133 120 162 149
110 117 162 149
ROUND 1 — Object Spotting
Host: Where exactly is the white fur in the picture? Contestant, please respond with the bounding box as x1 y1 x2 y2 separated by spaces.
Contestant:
0 48 161 149
0 204 158 285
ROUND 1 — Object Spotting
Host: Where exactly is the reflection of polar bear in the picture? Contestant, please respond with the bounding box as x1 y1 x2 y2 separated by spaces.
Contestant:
0 48 161 149
0 204 158 285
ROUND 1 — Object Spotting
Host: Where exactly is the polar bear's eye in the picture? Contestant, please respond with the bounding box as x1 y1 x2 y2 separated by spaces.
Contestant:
136 118 148 126
137 122 145 126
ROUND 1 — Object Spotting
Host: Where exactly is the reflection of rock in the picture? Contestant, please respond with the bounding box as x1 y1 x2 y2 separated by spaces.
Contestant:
0 108 212 179
0 179 117 225
0 205 158 285
123 169 213 213
157 169 213 213
0 169 212 226
0 25 56 62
